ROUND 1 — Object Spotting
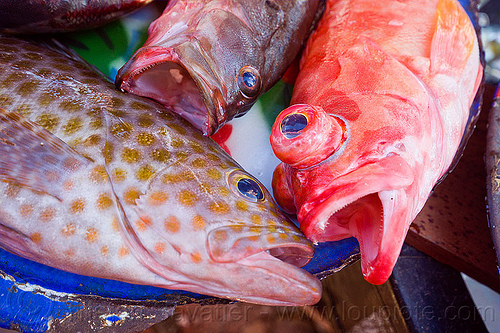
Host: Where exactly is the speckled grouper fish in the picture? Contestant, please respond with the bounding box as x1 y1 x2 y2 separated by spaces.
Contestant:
0 36 322 306
0 0 153 34
116 0 324 136
270 0 483 284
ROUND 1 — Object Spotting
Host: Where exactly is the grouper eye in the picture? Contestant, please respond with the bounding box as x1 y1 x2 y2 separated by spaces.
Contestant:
237 66 261 98
228 170 265 202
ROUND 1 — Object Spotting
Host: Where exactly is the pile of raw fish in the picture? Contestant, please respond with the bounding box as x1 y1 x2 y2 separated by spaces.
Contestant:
0 0 483 306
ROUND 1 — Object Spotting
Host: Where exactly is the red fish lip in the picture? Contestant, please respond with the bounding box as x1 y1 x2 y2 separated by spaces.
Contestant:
297 155 414 283
116 45 225 135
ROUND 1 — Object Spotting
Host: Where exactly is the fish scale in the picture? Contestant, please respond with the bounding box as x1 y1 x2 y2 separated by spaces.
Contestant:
0 36 322 306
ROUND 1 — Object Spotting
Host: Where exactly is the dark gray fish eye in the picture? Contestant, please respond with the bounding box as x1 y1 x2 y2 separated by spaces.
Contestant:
281 113 308 139
237 177 264 202
237 66 261 98
243 71 257 87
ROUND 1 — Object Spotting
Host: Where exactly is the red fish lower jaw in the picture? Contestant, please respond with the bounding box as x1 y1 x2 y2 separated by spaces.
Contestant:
116 46 224 135
297 155 415 284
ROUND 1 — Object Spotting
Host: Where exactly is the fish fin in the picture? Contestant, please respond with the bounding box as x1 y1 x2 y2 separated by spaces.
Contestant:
39 37 107 79
0 108 91 199
430 0 476 74
0 216 41 262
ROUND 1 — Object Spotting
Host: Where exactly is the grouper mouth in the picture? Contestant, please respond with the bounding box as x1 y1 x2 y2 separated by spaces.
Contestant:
232 250 322 306
120 209 321 305
116 45 223 136
207 224 315 268
299 155 415 284
134 223 321 306
203 223 321 305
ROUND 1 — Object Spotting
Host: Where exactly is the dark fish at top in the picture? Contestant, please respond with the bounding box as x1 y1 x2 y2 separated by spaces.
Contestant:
116 0 324 136
0 0 153 34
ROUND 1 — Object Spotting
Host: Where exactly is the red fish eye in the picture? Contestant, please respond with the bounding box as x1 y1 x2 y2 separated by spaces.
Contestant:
280 113 309 139
237 66 261 98
271 104 348 169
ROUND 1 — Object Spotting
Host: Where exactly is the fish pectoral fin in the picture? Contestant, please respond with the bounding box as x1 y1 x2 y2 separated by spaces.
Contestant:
0 216 41 261
430 0 476 74
0 107 91 199
41 38 103 74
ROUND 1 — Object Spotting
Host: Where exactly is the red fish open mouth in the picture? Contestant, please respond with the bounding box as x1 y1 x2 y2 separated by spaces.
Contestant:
116 46 222 135
299 155 415 284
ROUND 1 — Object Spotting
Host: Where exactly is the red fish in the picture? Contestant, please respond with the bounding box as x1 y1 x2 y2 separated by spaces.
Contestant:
116 0 323 136
270 0 483 284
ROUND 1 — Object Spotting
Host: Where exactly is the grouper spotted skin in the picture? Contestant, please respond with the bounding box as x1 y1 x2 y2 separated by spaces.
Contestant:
116 0 324 136
0 36 322 306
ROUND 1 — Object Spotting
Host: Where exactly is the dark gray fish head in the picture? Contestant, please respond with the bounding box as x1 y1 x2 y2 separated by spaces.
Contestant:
116 0 323 135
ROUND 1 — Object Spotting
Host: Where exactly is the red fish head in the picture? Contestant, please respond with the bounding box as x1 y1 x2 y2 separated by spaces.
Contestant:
271 96 422 284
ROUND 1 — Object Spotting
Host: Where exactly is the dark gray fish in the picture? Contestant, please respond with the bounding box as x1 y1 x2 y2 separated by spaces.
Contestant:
115 0 324 135
486 84 500 266
0 0 153 34
0 36 321 306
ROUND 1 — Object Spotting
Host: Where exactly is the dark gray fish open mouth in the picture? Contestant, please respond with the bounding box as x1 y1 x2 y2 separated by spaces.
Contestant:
116 44 223 135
